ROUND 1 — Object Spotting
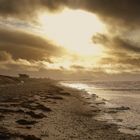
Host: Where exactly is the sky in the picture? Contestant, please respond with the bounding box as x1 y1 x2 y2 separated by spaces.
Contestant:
0 0 140 80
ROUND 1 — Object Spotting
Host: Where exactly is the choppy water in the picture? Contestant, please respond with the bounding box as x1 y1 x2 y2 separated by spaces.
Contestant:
61 81 140 136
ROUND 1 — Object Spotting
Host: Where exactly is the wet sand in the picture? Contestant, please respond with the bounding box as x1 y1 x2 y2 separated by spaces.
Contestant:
0 78 140 140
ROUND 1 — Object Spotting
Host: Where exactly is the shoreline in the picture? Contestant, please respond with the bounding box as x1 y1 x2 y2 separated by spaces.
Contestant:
0 78 140 140
60 83 140 138
60 81 140 136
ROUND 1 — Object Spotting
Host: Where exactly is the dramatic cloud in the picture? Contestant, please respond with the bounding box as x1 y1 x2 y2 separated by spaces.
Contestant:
0 28 65 61
82 0 140 25
0 51 12 61
0 0 139 25
0 0 139 80
93 33 140 53
99 54 140 69
0 0 68 20
92 33 140 74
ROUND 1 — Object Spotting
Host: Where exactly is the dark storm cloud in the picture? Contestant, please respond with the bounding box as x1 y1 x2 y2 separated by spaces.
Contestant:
0 0 37 19
0 0 68 20
114 38 140 52
93 33 140 71
0 0 139 25
82 0 140 26
0 28 64 61
93 33 140 53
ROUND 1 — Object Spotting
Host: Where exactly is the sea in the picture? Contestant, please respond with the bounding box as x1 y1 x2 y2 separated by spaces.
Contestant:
61 81 140 136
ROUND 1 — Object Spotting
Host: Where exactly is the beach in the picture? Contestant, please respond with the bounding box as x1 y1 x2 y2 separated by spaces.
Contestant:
61 81 140 136
0 77 140 140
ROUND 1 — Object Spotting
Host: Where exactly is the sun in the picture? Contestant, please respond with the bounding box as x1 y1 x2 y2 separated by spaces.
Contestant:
39 8 106 56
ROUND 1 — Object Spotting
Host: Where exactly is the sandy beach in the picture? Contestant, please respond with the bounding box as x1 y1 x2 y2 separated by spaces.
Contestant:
0 76 140 140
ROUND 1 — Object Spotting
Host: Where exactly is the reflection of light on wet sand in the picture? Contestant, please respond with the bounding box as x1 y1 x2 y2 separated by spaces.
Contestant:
61 82 96 95
61 83 89 90
61 81 140 136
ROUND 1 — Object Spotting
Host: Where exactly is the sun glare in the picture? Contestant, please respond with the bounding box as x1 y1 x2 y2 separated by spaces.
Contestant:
39 8 106 56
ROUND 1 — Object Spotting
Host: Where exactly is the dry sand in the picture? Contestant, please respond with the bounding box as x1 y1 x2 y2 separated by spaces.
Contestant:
0 77 139 140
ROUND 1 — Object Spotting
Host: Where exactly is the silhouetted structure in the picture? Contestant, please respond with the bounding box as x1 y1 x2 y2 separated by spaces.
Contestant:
19 74 29 79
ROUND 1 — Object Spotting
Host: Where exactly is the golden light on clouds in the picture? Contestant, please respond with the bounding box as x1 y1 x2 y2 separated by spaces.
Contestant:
39 8 106 56
0 1 139 80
